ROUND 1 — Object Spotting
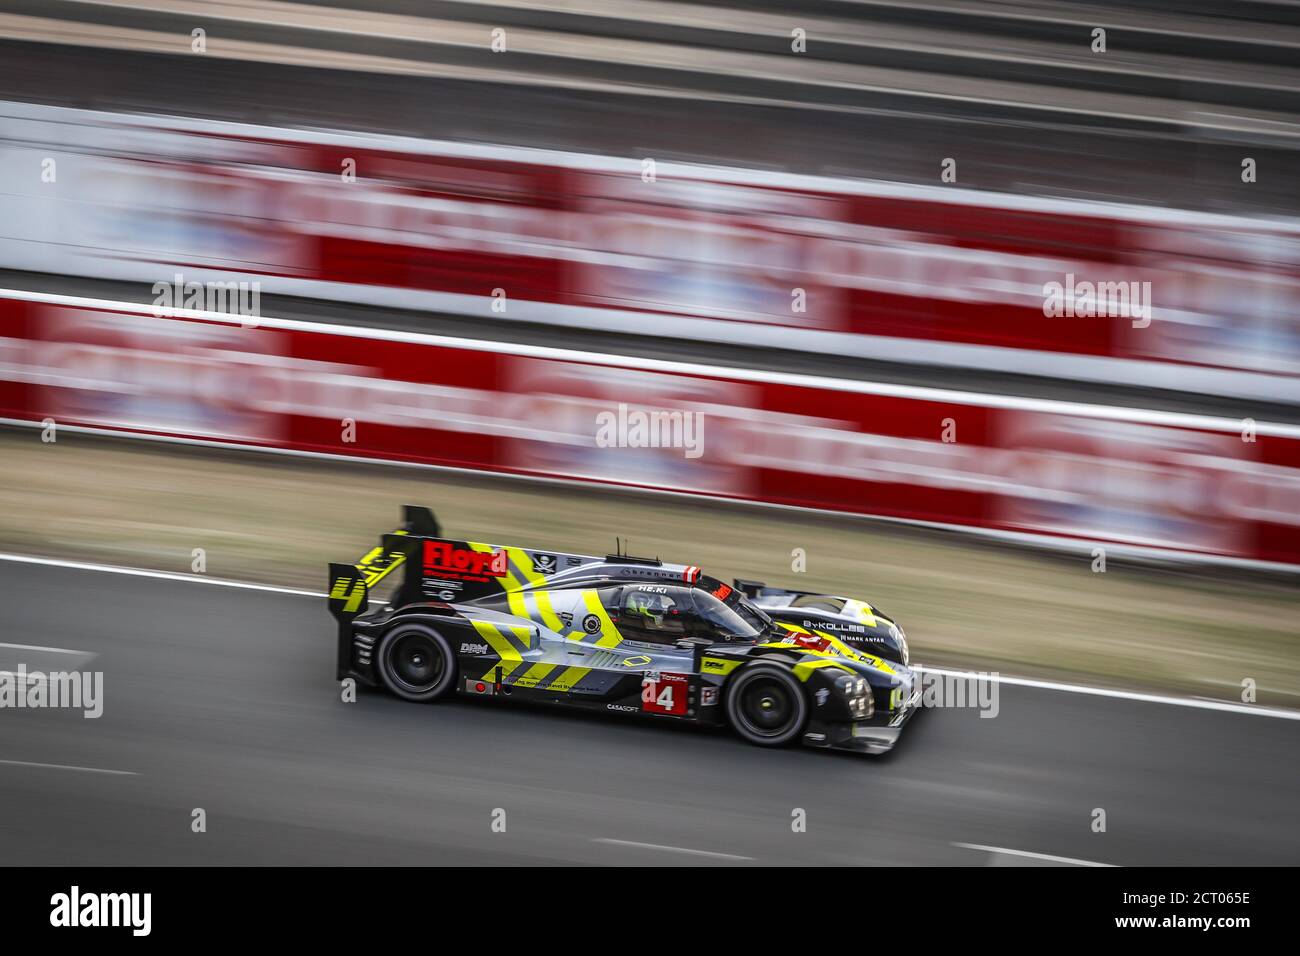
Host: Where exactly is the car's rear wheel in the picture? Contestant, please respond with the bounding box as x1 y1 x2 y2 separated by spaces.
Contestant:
725 665 808 746
375 624 457 702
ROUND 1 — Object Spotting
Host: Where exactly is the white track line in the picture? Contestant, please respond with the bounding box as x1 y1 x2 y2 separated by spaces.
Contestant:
592 838 754 861
2 549 1296 721
0 758 137 776
916 666 1300 721
0 551 319 598
953 843 1115 867
0 641 87 655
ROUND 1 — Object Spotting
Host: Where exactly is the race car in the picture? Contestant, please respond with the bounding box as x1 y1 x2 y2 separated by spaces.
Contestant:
329 506 921 754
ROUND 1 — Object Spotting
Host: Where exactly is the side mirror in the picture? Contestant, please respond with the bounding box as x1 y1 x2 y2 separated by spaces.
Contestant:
675 636 712 649
675 636 712 669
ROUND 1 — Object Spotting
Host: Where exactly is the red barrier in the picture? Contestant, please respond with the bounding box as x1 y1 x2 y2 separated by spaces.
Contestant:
3 103 1299 399
3 293 1298 568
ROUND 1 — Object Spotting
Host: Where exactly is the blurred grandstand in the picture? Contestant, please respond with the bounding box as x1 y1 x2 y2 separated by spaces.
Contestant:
1 0 1298 213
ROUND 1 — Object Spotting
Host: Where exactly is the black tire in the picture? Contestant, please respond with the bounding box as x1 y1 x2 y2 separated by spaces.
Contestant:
725 664 809 747
374 624 457 702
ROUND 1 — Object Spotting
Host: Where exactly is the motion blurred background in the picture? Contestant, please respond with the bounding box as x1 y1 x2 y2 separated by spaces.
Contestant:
1 0 1299 697
1 0 1299 870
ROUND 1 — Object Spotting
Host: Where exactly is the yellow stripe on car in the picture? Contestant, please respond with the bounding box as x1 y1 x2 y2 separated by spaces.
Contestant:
468 541 523 593
354 546 406 589
470 619 525 680
763 628 897 677
701 656 741 676
844 599 878 627
507 624 534 648
510 662 556 689
470 542 568 638
792 659 857 682
466 544 573 636
546 666 590 693
811 629 895 675
507 589 529 618
532 589 568 634
762 631 896 677
507 547 547 587
581 590 622 647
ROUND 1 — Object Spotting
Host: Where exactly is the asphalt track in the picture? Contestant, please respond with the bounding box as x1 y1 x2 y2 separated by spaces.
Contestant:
1 559 1297 866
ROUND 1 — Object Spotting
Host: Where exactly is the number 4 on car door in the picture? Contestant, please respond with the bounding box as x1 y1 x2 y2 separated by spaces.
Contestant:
641 672 688 715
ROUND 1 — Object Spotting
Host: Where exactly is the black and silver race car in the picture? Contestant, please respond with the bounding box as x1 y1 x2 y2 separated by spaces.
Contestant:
329 506 921 755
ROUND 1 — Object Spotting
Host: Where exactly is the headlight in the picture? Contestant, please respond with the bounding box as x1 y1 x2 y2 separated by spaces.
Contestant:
895 627 910 666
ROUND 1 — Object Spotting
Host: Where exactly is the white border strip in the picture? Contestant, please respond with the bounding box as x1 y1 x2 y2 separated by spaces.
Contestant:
0 549 1296 720
7 288 1300 437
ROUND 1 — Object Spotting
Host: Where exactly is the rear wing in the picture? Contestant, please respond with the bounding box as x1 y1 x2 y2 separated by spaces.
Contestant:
327 505 436 606
328 506 439 678
329 505 606 677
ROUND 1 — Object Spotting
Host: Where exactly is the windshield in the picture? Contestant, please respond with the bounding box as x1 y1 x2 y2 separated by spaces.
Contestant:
691 589 766 640
729 598 772 635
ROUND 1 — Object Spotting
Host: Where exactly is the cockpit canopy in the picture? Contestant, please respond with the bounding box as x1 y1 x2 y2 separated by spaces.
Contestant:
618 581 769 643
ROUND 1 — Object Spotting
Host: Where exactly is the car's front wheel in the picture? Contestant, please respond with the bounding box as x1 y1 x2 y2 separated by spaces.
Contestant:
725 664 808 746
375 624 457 702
